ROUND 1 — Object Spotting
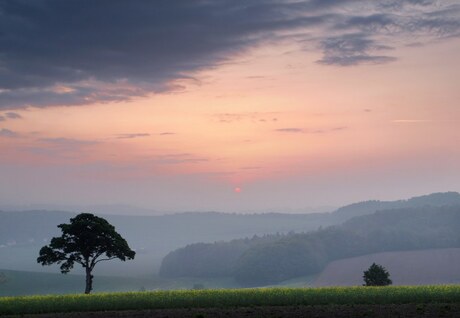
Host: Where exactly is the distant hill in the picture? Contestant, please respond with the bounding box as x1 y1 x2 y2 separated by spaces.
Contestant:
160 205 460 286
333 191 460 221
0 203 162 216
314 248 460 286
1 191 459 276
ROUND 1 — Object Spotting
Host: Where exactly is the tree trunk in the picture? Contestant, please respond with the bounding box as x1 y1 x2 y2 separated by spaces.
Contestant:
85 267 93 294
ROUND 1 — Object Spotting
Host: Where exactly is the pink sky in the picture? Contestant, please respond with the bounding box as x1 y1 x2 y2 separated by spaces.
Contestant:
0 1 459 212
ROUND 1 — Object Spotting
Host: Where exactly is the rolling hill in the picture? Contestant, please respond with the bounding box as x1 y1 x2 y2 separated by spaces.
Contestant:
1 192 459 277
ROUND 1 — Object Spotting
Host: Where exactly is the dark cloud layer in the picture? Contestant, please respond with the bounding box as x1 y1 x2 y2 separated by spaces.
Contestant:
0 0 458 110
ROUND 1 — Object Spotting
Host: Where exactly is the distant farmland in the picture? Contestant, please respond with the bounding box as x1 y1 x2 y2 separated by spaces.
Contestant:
314 248 460 287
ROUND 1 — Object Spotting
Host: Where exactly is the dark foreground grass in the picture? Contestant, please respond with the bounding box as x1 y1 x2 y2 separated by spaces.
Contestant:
1 285 460 316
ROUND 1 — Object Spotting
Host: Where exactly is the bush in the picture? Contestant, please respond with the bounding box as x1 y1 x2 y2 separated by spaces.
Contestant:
363 263 392 286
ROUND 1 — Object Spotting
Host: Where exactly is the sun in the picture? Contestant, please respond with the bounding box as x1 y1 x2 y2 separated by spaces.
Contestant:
234 187 242 193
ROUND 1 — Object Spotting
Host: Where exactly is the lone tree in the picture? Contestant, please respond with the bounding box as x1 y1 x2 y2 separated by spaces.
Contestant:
37 213 135 294
363 262 392 286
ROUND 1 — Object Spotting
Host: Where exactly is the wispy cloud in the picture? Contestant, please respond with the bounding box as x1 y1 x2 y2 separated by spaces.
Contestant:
0 128 18 138
4 112 22 119
0 112 21 121
116 133 150 139
151 153 208 165
311 126 348 134
392 119 433 123
240 166 262 170
215 112 279 123
275 126 348 134
39 137 99 146
275 128 304 133
316 33 397 66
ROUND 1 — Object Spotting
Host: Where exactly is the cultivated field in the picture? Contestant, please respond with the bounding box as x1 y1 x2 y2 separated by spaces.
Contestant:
315 248 460 287
1 285 460 317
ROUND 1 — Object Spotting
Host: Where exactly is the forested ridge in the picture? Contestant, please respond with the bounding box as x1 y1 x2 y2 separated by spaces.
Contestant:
160 205 460 286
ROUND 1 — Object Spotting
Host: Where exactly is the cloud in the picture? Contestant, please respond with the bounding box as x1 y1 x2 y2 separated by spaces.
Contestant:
0 0 458 109
0 112 22 122
39 138 98 146
159 132 176 136
317 33 397 66
215 112 280 123
275 128 304 133
0 128 18 138
0 1 326 110
316 2 460 66
5 112 22 119
240 166 262 170
392 119 433 123
152 153 208 165
330 126 347 131
275 126 348 134
116 133 150 139
216 114 245 123
310 126 348 134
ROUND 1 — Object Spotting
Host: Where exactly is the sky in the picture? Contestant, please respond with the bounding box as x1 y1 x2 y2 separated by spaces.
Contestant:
0 0 459 213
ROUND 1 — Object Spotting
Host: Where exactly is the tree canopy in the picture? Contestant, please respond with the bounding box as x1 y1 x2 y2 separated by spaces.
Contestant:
37 213 135 293
363 263 392 286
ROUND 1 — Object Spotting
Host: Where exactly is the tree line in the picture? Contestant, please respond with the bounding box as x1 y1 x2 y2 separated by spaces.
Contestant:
159 206 460 286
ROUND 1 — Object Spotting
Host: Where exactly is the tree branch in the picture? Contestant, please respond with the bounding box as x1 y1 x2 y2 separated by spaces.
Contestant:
93 257 117 265
90 251 105 269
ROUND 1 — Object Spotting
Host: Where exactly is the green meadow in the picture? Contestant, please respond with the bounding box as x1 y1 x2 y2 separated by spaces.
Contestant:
1 285 460 316
0 269 242 297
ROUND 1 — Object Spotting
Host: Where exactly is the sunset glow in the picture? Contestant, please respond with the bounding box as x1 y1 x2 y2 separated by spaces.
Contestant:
0 1 459 212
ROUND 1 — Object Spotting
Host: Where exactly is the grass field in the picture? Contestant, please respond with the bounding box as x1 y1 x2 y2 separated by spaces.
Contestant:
0 269 314 297
0 269 242 297
1 285 460 316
